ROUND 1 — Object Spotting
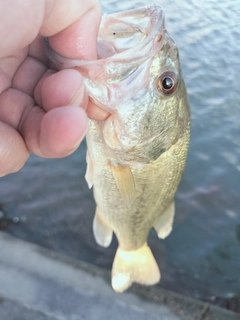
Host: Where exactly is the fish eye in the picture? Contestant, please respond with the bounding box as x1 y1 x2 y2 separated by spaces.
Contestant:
155 72 178 95
162 77 173 90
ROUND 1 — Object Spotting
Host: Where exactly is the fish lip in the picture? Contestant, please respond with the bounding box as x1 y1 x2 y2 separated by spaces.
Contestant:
45 4 164 70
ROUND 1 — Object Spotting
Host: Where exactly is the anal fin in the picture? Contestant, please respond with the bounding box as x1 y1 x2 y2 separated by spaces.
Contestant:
109 164 136 207
154 201 175 239
93 207 113 247
111 243 160 293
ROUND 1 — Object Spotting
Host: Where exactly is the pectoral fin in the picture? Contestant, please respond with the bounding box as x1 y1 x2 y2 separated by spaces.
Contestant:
154 201 175 239
110 164 136 207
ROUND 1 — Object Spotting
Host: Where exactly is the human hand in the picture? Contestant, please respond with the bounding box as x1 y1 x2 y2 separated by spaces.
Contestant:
0 0 108 177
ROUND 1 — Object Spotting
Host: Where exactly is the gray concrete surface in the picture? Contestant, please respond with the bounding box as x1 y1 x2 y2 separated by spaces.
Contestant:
0 297 60 320
0 232 239 320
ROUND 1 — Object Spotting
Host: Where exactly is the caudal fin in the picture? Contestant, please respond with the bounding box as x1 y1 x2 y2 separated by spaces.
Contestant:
111 243 160 292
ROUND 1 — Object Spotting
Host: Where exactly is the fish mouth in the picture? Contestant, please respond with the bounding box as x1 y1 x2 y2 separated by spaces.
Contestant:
97 4 164 60
45 4 165 112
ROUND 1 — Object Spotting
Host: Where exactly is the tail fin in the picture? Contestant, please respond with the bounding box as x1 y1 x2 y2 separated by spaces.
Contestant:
111 243 160 292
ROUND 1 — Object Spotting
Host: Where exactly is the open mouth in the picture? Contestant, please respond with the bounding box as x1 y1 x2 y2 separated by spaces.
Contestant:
45 4 165 113
97 4 164 58
45 4 164 72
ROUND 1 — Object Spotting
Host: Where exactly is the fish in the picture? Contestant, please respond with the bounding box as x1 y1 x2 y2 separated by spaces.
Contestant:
45 4 191 292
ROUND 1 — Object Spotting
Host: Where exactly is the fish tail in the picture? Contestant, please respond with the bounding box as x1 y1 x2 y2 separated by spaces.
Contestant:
111 243 160 292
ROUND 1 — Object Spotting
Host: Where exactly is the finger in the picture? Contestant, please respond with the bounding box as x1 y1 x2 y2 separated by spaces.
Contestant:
0 88 88 158
35 69 110 121
12 56 47 96
0 121 29 177
87 100 110 121
0 89 34 129
20 106 88 158
29 35 48 64
0 0 45 58
0 0 101 58
34 69 89 111
47 5 101 60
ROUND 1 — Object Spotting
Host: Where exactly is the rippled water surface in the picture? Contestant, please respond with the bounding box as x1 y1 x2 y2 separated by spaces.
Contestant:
0 0 240 311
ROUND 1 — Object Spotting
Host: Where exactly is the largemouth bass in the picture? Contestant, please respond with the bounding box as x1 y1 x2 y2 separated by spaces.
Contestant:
46 4 190 292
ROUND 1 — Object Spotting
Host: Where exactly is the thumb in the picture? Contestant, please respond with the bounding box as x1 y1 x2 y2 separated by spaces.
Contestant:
0 0 101 59
41 0 102 60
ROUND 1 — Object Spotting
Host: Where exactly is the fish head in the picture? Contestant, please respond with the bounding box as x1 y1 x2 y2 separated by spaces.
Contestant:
45 4 190 167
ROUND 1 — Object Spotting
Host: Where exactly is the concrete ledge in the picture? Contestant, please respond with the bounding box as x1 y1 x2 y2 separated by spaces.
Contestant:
0 297 60 320
0 232 239 320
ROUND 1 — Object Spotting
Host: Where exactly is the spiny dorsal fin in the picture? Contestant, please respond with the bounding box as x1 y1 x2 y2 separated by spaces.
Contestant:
109 164 136 207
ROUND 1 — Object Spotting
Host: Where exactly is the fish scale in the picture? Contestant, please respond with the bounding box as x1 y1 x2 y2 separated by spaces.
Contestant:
45 4 190 293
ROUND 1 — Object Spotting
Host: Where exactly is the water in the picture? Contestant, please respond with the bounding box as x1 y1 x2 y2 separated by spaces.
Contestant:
0 0 240 311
